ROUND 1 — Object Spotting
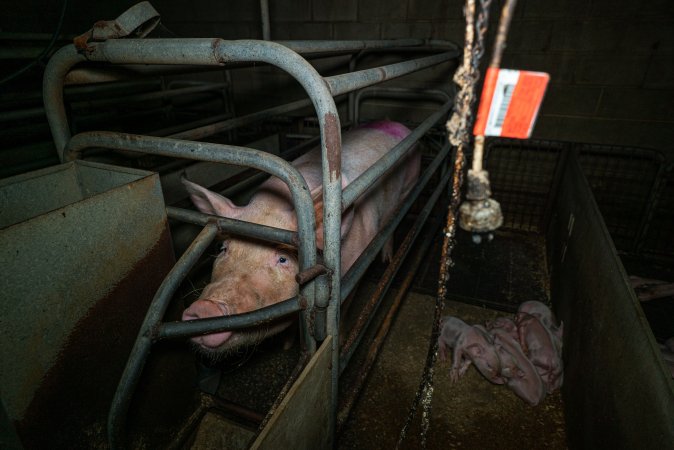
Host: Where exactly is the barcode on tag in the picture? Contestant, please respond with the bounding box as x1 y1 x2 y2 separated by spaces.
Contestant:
474 68 550 139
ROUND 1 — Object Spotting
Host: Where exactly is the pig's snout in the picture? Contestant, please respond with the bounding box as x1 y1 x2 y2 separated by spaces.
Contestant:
182 299 233 348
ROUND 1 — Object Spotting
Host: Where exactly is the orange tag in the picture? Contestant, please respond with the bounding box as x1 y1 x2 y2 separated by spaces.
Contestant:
473 68 550 139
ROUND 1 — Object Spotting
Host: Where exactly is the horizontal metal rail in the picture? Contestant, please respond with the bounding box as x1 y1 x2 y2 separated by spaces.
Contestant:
70 83 228 109
108 223 218 449
325 51 458 97
166 207 297 246
340 141 453 304
155 296 304 340
342 100 453 209
276 39 425 53
169 97 314 141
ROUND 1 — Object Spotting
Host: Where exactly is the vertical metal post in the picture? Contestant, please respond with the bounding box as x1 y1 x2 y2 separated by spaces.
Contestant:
260 0 271 40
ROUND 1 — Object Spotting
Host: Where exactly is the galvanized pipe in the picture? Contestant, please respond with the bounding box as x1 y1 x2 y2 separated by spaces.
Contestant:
339 146 452 371
166 207 297 246
342 100 452 210
276 39 426 53
260 0 271 40
155 297 304 340
169 97 313 141
108 223 218 449
70 82 228 109
325 52 458 97
340 142 452 304
42 45 86 156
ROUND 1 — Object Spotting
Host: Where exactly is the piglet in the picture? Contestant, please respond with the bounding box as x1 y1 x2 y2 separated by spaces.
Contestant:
490 327 546 406
515 312 564 393
438 316 504 384
485 316 519 342
517 301 563 352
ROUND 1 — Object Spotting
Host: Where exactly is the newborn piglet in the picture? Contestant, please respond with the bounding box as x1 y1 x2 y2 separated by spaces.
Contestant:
491 327 546 406
515 312 564 393
517 301 563 352
438 316 504 384
485 316 519 342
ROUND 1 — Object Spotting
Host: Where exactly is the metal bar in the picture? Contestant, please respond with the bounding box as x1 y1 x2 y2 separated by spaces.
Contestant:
169 97 313 141
261 0 271 40
337 218 441 431
108 223 218 449
340 142 452 303
43 45 86 156
340 152 452 371
276 39 426 53
342 100 452 210
150 111 233 137
0 106 46 123
155 297 304 340
70 83 227 109
166 207 297 246
325 52 458 97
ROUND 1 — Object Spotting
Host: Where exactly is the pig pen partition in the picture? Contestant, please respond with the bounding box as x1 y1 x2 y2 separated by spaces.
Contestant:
38 37 459 448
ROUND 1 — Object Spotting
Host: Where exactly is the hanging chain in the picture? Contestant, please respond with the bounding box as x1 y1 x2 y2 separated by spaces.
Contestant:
395 0 493 447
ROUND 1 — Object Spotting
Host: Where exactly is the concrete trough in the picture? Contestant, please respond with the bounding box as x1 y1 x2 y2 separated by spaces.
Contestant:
0 161 176 448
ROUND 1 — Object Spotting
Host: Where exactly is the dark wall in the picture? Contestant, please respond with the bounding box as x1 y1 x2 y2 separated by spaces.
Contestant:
3 0 674 155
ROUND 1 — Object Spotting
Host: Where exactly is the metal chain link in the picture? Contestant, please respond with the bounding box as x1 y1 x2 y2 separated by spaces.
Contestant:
395 0 493 447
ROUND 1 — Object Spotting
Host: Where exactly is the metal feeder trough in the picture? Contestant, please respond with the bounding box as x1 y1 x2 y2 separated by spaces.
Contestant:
0 161 175 448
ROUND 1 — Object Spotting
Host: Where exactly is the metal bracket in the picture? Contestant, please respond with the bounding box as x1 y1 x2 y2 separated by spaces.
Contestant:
74 1 160 52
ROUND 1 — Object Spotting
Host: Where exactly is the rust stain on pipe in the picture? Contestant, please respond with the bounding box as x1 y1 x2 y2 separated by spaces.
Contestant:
323 112 341 181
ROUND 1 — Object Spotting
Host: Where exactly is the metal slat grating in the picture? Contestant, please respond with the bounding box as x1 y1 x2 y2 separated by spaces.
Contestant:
641 166 674 258
486 139 564 233
578 145 663 253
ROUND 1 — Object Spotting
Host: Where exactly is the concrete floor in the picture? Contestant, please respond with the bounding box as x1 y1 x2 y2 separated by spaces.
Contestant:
338 295 568 450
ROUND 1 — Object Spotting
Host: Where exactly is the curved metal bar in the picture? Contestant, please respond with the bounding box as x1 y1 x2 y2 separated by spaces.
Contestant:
353 87 451 125
108 223 217 449
342 100 453 210
155 296 304 340
42 45 86 159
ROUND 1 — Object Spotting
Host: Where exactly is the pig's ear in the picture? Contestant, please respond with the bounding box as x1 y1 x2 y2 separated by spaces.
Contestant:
310 175 354 251
182 178 242 218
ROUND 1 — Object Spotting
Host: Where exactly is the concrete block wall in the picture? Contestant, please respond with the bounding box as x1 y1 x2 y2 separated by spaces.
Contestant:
3 0 673 156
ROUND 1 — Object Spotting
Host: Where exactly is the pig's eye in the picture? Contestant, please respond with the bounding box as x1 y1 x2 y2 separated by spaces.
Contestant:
219 242 228 254
278 256 288 264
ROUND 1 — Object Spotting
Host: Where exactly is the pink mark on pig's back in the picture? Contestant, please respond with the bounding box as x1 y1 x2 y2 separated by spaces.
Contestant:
361 121 410 140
